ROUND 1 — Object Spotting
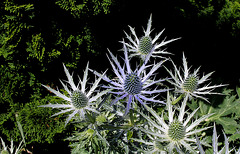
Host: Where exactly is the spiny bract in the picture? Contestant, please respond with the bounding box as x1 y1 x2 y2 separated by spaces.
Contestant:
39 63 109 126
90 42 168 115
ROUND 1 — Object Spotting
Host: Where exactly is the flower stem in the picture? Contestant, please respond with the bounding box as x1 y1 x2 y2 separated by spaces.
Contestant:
129 109 134 126
172 94 184 105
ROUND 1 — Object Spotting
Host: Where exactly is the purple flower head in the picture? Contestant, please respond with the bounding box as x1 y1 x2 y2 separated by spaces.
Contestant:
91 42 168 115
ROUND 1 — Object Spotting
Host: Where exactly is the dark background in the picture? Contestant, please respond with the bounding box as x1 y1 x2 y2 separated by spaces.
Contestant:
90 0 239 87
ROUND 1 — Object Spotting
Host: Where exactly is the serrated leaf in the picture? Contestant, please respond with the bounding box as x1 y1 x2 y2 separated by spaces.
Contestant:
191 88 240 134
229 132 240 142
217 95 239 116
215 117 239 134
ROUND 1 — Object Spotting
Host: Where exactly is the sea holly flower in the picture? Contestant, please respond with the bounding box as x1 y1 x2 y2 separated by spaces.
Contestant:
39 63 109 126
122 14 179 60
134 92 213 153
165 53 226 104
90 43 168 115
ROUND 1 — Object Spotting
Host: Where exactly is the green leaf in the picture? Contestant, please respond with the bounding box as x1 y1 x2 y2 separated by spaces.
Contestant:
127 130 133 140
192 88 240 134
236 87 240 98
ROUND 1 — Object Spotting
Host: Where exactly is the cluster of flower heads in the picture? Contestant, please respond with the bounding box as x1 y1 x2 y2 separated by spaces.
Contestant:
40 15 228 153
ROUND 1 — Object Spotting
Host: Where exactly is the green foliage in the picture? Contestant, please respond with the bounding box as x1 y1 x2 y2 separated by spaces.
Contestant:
18 94 67 144
178 0 215 20
182 0 215 17
0 92 66 144
0 0 113 150
217 0 240 36
26 33 46 63
55 0 112 18
67 112 110 154
178 0 240 37
188 87 240 141
0 1 34 60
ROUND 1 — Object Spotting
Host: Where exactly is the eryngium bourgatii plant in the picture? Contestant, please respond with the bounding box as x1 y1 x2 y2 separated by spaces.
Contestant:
165 53 226 103
90 43 168 115
122 14 179 60
133 92 214 153
39 63 109 126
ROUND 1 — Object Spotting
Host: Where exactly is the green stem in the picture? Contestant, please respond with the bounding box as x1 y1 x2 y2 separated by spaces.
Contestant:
172 94 184 105
86 111 95 124
129 109 134 126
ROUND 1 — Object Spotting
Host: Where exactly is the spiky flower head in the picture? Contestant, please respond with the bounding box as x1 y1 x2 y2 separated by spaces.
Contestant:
71 90 89 109
39 63 109 126
90 43 168 115
138 36 153 55
165 53 227 102
168 120 186 142
122 14 179 60
124 72 143 95
134 92 213 153
183 74 199 93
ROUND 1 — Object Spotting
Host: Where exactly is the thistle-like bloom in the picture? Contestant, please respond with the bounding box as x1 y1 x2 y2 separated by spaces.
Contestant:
39 63 109 126
122 14 179 60
135 92 213 153
165 53 226 102
90 43 168 115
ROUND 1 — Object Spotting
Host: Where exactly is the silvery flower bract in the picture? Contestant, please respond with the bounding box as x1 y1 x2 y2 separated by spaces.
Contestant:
166 53 226 102
122 14 179 60
196 123 235 154
39 63 109 126
90 43 168 115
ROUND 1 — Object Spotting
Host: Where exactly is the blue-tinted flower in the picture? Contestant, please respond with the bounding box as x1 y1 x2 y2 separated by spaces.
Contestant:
90 43 168 115
122 14 179 60
165 53 227 102
39 63 109 126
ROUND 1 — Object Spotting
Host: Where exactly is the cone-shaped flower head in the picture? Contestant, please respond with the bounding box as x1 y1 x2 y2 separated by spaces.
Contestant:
90 43 168 115
183 74 199 93
134 92 214 153
168 120 186 142
70 90 89 109
165 53 227 102
39 63 109 126
122 14 180 60
138 36 153 55
124 72 143 95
